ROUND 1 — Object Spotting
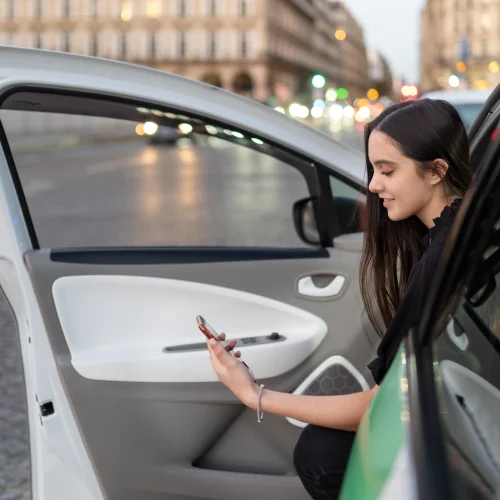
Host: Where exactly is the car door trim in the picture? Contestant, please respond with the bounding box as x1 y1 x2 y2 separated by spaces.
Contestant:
47 247 330 265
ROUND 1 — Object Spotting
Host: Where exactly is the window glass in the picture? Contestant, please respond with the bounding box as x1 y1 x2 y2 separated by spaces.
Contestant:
330 176 365 234
0 93 311 249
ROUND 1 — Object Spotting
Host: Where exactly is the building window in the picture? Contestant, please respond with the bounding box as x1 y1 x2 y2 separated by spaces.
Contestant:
208 0 217 16
482 13 491 30
150 32 156 59
147 0 161 18
119 32 127 58
91 0 98 19
35 0 42 19
178 31 186 57
208 32 216 58
63 0 71 18
63 32 71 52
482 40 489 57
178 0 186 17
238 0 248 16
240 31 248 58
121 0 133 21
90 33 98 56
7 0 14 19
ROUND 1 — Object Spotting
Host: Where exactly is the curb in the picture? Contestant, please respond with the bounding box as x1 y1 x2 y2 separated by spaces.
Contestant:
10 133 139 155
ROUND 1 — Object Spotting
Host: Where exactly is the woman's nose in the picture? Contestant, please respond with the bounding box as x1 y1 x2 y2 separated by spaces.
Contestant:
369 173 383 193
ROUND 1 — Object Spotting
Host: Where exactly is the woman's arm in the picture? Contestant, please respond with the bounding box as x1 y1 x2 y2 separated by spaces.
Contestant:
207 337 378 431
250 385 378 431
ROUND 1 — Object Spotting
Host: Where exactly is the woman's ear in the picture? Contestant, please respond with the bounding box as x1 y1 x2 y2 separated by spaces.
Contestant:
428 159 449 185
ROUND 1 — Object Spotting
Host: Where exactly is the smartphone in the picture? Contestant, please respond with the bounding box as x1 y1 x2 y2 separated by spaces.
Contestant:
196 315 231 350
196 315 257 382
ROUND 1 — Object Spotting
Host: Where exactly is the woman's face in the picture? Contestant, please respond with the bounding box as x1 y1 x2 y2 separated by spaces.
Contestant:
368 130 437 222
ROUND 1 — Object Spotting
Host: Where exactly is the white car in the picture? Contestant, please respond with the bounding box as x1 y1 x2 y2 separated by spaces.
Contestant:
422 89 492 129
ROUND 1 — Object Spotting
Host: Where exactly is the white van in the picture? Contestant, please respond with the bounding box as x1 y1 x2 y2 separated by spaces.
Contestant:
422 89 492 129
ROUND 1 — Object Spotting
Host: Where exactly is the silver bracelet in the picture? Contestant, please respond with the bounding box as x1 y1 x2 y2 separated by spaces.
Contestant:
257 384 265 423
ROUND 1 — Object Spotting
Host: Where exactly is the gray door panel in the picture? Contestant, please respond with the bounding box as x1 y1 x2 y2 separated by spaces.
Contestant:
25 247 376 499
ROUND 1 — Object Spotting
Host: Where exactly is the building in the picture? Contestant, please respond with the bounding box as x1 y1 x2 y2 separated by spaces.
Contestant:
367 49 393 99
327 1 369 99
420 0 500 92
0 0 370 105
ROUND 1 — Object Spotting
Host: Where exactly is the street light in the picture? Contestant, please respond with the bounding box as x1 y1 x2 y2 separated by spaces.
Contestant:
448 75 460 88
335 30 346 41
312 74 326 89
367 88 379 101
336 87 349 100
325 88 338 101
489 61 500 73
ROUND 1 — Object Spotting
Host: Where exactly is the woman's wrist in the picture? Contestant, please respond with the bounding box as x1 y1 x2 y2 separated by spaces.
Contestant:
244 384 261 410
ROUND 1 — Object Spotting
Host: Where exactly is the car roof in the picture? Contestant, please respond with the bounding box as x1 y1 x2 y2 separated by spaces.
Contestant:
422 89 492 104
0 46 365 185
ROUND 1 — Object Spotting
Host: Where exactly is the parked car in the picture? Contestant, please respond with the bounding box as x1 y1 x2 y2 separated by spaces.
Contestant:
0 46 498 500
422 89 492 130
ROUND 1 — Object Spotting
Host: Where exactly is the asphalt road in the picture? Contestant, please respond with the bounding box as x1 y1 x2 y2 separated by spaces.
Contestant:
0 126 363 500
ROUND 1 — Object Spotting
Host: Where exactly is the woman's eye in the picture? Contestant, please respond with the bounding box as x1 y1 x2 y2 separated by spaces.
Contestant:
381 171 393 177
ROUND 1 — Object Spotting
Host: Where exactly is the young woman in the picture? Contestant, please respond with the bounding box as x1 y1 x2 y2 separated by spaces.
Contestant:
206 99 472 499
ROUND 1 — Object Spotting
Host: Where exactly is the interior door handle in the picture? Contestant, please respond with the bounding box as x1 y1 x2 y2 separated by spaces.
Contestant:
446 316 469 351
297 275 345 298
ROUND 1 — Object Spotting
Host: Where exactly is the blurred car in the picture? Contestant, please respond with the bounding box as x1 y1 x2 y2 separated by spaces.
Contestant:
1 46 499 500
145 123 195 145
422 89 492 129
147 124 181 144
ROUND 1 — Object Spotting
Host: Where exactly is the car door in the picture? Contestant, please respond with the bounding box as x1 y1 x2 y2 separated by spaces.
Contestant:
410 112 500 499
0 48 377 500
340 82 500 500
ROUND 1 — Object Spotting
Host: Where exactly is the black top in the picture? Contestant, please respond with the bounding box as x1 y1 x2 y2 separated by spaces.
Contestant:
367 199 462 385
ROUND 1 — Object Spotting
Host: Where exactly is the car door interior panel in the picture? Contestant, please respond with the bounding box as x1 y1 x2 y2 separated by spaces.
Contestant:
23 247 376 500
439 360 500 492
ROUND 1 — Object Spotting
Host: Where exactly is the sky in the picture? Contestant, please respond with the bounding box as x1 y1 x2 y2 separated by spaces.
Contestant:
343 0 427 83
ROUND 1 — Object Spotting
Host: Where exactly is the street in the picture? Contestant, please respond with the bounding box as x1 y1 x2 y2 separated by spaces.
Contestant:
0 126 363 500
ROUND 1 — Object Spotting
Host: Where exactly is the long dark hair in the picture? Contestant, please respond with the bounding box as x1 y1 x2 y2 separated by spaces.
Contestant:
360 99 471 337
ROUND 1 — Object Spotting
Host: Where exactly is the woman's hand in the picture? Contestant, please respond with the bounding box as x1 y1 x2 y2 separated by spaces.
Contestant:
207 335 259 409
217 332 241 358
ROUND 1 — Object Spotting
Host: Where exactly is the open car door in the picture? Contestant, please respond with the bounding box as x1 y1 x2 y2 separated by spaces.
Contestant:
0 47 378 500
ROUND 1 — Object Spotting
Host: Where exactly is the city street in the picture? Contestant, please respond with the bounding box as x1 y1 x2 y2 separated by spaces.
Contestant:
0 127 363 499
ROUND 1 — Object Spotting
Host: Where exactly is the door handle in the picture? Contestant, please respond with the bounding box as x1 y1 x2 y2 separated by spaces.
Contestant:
446 316 469 351
297 275 345 298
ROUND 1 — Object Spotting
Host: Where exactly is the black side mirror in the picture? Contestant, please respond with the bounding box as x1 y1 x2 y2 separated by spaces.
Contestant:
293 197 321 245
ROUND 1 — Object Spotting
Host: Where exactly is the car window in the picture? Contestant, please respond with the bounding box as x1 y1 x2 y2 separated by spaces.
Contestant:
330 175 366 234
0 92 313 248
433 218 500 496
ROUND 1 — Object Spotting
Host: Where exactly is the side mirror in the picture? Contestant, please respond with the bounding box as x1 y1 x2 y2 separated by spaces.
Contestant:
293 197 321 245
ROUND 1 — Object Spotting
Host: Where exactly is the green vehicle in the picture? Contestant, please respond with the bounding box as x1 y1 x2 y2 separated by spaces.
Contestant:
0 46 499 500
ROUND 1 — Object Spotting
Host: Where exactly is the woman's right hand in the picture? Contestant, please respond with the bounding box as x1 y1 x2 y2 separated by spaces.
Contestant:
217 332 241 358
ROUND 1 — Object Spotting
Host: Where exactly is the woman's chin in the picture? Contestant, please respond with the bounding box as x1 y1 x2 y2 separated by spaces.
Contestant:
386 208 404 221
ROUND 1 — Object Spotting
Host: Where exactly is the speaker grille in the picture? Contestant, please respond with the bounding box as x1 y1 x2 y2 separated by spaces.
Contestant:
302 363 363 396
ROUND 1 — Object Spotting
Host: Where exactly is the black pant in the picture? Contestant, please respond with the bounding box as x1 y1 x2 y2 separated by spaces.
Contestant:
293 425 356 500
